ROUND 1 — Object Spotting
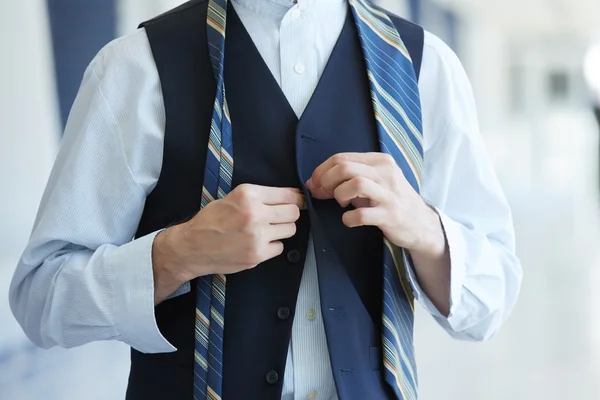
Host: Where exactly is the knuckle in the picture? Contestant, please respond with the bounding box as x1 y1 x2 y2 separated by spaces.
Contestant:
379 154 397 169
234 184 257 204
246 225 263 242
285 192 298 206
338 161 355 177
239 210 259 228
381 153 396 164
331 153 346 165
353 176 369 191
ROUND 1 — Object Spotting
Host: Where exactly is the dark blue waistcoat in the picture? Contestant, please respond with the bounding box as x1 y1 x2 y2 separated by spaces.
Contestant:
129 1 423 399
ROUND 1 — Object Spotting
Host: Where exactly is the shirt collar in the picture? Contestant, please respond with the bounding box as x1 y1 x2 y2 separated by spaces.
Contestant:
232 0 346 22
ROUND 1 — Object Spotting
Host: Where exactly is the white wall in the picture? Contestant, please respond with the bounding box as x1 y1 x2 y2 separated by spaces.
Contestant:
375 0 411 20
118 0 188 35
0 1 59 266
0 0 59 344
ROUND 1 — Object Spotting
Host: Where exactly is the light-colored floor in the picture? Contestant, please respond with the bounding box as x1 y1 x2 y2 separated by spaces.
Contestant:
1 110 599 399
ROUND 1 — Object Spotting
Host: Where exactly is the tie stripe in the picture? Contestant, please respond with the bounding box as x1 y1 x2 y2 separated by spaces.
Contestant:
194 0 229 399
195 1 424 398
350 1 423 399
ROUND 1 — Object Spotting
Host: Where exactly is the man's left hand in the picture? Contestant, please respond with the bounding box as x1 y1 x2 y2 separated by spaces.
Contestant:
305 152 446 260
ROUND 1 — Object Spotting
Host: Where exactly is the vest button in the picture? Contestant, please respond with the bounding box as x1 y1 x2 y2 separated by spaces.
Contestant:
286 249 301 264
265 370 279 385
277 306 291 321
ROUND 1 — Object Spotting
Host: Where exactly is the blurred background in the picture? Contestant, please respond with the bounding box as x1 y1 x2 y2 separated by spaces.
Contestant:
2 0 600 399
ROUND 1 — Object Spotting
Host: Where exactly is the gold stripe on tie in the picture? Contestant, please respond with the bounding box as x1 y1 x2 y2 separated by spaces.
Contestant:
206 386 222 400
194 349 209 372
350 0 410 59
207 3 226 36
386 240 416 310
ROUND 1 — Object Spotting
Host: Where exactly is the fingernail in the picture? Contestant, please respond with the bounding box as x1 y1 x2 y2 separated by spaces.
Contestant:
305 178 313 188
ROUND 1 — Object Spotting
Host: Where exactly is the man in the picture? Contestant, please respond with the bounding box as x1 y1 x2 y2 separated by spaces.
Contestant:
9 0 523 399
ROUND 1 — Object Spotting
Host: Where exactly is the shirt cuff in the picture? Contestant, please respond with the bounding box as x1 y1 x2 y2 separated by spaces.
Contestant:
111 231 177 353
403 207 467 323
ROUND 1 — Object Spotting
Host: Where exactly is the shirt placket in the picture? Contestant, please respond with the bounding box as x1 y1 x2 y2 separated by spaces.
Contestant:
279 5 318 118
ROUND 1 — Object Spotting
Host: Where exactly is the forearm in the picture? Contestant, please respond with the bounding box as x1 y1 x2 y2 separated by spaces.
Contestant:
405 206 522 341
406 32 523 340
408 206 451 317
152 226 194 305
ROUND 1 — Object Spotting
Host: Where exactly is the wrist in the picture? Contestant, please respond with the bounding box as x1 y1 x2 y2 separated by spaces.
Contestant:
411 205 447 260
152 226 192 289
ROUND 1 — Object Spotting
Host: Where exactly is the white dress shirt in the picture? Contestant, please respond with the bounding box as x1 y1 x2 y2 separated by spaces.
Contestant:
9 0 523 399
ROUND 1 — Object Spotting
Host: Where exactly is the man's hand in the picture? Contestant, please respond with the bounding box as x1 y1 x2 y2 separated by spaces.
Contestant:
152 184 306 304
306 152 451 315
306 152 444 256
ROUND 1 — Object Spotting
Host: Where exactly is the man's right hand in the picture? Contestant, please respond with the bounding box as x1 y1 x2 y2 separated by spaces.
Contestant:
152 184 306 304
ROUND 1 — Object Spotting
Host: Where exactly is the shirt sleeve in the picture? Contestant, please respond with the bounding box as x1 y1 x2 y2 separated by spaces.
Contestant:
8 29 184 353
405 32 523 341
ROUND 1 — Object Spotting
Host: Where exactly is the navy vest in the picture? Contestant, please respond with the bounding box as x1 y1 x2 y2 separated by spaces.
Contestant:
129 1 424 399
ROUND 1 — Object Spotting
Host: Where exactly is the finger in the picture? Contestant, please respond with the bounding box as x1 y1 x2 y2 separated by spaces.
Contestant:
342 207 387 228
260 241 286 262
333 177 390 207
263 189 305 210
351 197 372 208
312 161 380 197
307 152 393 188
266 204 302 224
251 186 306 208
306 184 331 200
264 223 298 242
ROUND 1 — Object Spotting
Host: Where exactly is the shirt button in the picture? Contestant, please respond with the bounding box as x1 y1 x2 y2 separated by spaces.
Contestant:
291 8 301 20
308 390 317 400
306 309 316 321
294 63 306 74
287 249 301 264
265 370 279 385
277 306 291 321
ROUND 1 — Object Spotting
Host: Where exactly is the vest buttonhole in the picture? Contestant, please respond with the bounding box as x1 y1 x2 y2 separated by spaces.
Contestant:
340 369 354 375
301 134 318 142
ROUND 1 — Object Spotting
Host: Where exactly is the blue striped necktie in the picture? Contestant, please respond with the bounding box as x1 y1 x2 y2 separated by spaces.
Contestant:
194 0 424 399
